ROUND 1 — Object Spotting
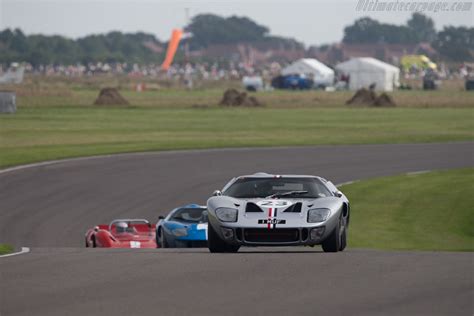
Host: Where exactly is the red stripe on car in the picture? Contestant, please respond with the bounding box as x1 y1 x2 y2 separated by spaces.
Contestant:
268 208 272 229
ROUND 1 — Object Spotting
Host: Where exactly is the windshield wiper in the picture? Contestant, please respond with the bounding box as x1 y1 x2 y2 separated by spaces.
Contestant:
265 190 308 199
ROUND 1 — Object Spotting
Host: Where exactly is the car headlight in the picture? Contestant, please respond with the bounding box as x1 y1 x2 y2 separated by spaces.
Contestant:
307 208 331 223
215 207 238 222
171 227 188 237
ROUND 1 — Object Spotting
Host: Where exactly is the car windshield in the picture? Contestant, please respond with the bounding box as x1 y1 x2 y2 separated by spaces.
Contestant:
223 177 332 199
171 208 208 223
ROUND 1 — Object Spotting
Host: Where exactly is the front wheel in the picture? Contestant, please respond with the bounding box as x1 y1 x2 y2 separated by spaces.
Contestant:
322 216 346 253
208 223 239 253
339 217 347 251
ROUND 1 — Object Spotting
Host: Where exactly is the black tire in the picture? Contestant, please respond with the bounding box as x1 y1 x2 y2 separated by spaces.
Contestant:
85 238 89 247
156 226 172 248
208 223 240 253
322 219 341 253
91 235 97 248
161 233 170 248
156 227 166 248
227 244 240 253
339 226 347 251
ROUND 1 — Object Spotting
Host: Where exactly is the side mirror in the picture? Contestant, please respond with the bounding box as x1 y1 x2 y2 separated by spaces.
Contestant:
212 190 222 196
94 226 99 232
158 215 165 220
335 191 343 198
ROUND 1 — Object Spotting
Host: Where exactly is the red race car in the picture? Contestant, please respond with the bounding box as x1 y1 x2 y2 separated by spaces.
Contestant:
85 219 157 248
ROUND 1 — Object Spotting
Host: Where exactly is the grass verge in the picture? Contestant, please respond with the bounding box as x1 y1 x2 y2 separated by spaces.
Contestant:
1 107 472 168
0 244 14 255
341 168 474 251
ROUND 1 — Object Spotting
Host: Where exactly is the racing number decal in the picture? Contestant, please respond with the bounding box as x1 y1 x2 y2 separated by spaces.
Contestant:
256 200 291 229
197 223 208 239
130 241 141 248
258 200 290 207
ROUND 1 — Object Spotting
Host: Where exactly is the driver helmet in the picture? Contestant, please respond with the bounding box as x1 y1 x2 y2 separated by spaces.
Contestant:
115 221 128 233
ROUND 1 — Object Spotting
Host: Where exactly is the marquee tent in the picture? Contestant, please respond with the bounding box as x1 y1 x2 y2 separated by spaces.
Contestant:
335 57 400 91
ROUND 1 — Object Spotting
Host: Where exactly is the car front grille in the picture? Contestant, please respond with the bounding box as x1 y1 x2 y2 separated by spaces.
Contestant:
243 228 300 243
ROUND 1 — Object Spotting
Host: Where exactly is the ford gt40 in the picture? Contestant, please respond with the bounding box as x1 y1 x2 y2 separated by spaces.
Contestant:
207 173 350 253
156 204 208 248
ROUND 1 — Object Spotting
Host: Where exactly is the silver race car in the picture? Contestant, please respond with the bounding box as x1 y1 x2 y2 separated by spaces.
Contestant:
207 173 350 253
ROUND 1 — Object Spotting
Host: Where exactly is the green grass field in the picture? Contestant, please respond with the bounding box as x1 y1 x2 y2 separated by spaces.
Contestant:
13 85 474 108
1 106 473 168
1 78 471 169
342 168 474 251
0 244 14 255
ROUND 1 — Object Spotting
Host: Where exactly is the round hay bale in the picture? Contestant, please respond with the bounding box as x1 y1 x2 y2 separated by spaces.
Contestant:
243 96 261 107
220 89 241 106
94 88 129 106
219 89 262 107
374 93 396 107
346 88 377 106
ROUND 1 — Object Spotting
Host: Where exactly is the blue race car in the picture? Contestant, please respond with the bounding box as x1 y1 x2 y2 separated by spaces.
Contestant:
156 204 208 248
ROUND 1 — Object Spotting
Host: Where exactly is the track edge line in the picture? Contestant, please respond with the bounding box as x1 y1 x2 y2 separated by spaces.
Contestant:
0 247 30 258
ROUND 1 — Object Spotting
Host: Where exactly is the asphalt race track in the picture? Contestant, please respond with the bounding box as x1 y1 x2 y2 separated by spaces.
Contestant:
1 142 473 316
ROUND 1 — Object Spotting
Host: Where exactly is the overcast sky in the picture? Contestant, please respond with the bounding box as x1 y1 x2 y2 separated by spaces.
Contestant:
1 0 472 46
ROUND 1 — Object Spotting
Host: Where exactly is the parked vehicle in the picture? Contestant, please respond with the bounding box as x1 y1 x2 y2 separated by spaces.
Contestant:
271 75 314 90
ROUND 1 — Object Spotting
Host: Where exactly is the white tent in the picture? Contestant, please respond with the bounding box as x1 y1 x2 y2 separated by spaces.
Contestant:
0 67 24 84
335 58 400 91
281 58 334 87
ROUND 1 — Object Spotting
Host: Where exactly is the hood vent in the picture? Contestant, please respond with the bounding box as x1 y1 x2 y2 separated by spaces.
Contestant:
283 202 302 213
246 202 264 212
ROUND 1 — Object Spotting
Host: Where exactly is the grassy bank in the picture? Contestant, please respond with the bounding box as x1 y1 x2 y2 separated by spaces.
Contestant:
13 86 474 108
1 107 473 168
0 244 14 255
342 168 474 251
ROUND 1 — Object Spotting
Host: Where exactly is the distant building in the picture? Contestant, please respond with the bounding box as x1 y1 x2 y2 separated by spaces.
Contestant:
189 43 306 64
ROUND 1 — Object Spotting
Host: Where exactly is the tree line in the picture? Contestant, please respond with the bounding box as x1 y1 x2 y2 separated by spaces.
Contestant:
184 14 304 50
343 13 473 61
0 30 165 66
0 13 472 66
